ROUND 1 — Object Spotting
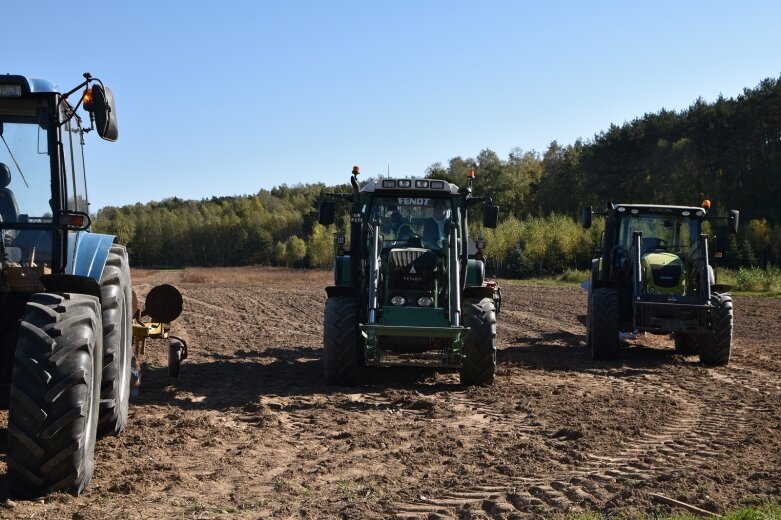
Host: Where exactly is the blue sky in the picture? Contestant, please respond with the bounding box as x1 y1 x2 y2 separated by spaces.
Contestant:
4 1 781 210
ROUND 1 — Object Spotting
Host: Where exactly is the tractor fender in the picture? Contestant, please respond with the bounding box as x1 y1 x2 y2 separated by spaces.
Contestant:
465 259 485 287
462 286 495 300
40 274 101 299
67 231 117 283
326 285 355 298
592 279 620 291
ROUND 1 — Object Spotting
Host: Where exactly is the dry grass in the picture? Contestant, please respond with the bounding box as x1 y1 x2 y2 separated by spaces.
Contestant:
181 266 332 285
129 268 160 281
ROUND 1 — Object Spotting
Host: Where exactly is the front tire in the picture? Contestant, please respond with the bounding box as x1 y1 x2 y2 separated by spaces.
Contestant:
323 297 358 386
460 298 497 386
97 244 133 437
7 293 103 498
591 288 620 360
699 293 733 366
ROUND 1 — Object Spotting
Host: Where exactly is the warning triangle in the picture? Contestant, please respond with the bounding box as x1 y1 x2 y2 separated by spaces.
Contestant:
409 265 416 274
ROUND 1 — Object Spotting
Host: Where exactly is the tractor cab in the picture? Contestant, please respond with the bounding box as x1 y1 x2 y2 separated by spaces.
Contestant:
0 74 117 296
615 207 702 297
367 190 455 312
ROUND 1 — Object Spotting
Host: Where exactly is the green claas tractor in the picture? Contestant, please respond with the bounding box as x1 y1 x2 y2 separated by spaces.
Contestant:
582 202 739 365
318 167 501 386
0 73 130 497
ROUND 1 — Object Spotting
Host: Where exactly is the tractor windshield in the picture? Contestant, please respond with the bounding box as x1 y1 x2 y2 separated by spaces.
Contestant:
370 195 453 250
618 213 699 255
0 98 54 223
0 98 55 267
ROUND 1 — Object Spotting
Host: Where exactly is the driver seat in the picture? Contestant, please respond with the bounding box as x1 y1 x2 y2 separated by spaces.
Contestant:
0 163 19 224
0 163 19 244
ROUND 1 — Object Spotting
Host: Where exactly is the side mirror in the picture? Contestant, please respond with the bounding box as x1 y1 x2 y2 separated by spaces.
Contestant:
318 200 335 225
728 210 739 234
90 85 118 141
581 206 592 229
483 205 499 229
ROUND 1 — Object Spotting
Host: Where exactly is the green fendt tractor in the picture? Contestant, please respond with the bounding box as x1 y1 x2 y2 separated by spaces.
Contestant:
582 202 739 365
318 167 501 386
0 73 131 497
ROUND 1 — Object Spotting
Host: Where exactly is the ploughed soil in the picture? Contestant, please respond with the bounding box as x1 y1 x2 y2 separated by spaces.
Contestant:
1 267 779 519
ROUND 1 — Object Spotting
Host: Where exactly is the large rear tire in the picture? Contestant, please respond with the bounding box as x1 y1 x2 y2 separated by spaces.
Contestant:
7 293 103 498
591 288 620 361
97 244 133 437
699 293 733 366
323 297 358 386
460 298 497 386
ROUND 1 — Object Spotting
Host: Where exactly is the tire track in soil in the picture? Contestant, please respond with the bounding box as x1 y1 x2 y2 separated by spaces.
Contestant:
390 369 753 517
180 294 259 331
500 308 584 340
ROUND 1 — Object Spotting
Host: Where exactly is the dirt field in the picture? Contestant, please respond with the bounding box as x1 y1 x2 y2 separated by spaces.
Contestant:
1 267 779 519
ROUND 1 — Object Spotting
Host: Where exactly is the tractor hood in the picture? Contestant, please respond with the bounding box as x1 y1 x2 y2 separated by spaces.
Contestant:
642 252 685 295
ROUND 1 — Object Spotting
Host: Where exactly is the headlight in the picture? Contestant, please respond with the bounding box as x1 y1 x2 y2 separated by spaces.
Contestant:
417 296 433 307
391 296 406 306
0 85 22 97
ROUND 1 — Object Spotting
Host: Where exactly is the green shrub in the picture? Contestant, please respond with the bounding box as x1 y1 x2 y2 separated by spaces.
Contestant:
715 267 738 287
558 269 589 284
735 265 781 292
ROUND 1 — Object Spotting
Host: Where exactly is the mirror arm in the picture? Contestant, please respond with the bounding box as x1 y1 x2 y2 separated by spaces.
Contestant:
58 73 103 129
61 73 92 99
465 195 492 207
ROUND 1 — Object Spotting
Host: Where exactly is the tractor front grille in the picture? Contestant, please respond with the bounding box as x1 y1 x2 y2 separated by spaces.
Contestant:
387 248 436 291
651 263 682 288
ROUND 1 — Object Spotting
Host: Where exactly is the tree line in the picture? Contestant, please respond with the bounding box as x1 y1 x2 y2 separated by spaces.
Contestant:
94 75 781 274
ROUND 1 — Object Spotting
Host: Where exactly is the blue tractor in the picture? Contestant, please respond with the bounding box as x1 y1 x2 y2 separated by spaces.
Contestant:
0 73 131 497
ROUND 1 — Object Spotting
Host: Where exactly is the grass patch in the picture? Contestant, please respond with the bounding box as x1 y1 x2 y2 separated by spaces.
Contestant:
558 269 590 284
502 266 780 297
557 501 781 519
335 477 383 502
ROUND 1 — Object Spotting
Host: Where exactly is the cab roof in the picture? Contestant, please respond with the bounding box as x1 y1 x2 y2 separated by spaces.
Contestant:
360 178 460 195
0 75 59 95
612 203 708 217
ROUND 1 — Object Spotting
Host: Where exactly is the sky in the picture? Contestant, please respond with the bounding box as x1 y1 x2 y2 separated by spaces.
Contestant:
3 1 781 211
